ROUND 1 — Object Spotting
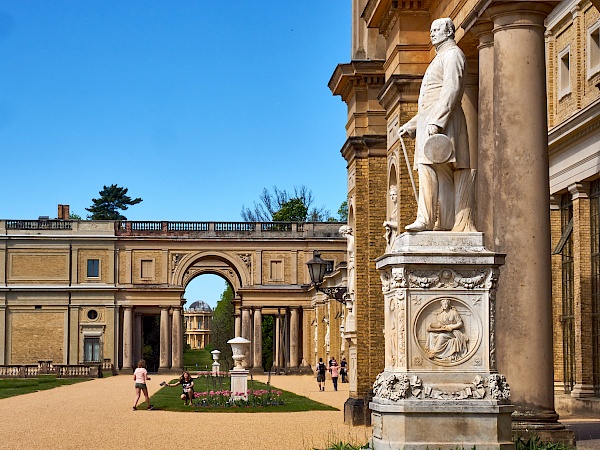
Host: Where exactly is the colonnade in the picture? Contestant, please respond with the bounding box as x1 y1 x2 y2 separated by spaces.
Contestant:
234 306 304 372
121 305 184 373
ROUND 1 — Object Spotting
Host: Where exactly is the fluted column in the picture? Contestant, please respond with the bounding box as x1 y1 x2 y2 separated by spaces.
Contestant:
471 20 495 247
487 2 569 436
159 306 171 373
122 306 133 371
253 308 263 371
290 307 300 368
171 307 183 372
241 307 252 369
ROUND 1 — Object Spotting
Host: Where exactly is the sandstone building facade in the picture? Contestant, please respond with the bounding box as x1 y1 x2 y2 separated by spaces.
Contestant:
330 0 600 434
0 217 346 374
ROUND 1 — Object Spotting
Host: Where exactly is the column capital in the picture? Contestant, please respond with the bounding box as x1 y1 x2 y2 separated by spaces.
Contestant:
568 182 590 199
470 20 494 49
550 195 561 210
487 2 557 29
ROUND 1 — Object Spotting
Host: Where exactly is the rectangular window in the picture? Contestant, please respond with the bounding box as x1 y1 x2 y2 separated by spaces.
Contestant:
591 180 600 396
141 259 153 279
84 337 101 362
559 46 571 99
560 193 575 394
269 260 283 282
588 21 600 79
87 259 99 278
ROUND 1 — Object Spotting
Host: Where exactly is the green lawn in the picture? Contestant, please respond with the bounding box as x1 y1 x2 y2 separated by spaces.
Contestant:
183 348 214 372
0 376 90 399
149 374 337 413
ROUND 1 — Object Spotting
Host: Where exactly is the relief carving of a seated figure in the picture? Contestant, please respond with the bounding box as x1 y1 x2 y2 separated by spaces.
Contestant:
425 298 469 362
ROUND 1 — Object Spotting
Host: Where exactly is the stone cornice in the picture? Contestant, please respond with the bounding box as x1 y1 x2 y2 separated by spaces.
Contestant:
341 135 388 164
461 0 559 33
329 60 386 103
378 74 424 111
362 0 432 32
548 98 600 154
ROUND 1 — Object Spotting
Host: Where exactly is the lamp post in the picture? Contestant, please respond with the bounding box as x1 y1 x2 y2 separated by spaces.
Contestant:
306 250 347 303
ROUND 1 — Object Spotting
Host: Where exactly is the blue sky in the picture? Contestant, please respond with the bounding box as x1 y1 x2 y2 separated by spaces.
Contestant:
0 1 351 307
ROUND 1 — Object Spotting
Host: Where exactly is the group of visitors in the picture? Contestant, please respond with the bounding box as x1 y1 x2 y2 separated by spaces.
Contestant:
315 356 347 391
132 359 195 410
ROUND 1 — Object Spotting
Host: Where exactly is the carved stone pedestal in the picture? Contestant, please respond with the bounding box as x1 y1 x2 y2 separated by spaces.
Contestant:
371 232 514 449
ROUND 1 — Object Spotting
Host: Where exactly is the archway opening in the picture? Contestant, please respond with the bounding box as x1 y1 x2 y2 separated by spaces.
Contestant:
183 274 235 371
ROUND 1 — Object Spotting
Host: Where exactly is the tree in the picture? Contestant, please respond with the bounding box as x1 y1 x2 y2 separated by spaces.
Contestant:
69 212 82 220
241 185 331 222
337 200 348 222
85 184 142 220
272 198 308 222
211 282 235 369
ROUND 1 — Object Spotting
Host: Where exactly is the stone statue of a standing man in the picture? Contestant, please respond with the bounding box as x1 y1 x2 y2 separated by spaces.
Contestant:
398 18 473 232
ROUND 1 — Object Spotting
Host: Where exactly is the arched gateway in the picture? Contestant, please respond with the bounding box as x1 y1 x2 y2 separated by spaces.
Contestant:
0 219 346 373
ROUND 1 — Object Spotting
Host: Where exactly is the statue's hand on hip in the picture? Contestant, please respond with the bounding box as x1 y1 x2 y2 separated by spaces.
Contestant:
427 124 442 136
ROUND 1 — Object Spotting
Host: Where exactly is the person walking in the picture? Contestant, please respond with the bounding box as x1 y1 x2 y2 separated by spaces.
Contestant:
340 357 348 383
315 358 327 391
132 359 153 411
329 358 340 391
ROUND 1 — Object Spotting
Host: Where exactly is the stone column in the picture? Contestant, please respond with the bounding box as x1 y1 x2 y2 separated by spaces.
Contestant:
241 307 252 369
273 313 280 369
568 182 594 398
487 3 572 441
290 307 300 368
134 313 142 364
122 306 133 371
159 306 171 373
253 308 262 372
171 306 183 372
234 312 241 338
471 20 495 247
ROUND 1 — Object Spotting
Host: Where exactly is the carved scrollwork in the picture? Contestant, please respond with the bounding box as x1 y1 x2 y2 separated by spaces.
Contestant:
373 373 510 402
488 374 510 400
380 270 391 292
237 253 252 270
391 267 407 289
404 268 490 289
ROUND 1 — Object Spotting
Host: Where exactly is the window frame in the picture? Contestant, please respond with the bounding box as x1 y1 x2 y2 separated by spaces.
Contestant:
558 45 572 99
587 20 600 80
86 258 100 279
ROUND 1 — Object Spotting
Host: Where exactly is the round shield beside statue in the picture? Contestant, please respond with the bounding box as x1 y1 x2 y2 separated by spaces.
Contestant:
424 134 453 164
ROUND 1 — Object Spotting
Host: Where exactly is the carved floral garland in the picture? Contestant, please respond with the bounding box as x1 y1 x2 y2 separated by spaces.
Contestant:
372 372 510 401
381 268 494 292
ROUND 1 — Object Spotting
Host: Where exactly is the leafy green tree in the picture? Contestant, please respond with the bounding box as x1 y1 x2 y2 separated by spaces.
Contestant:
337 200 348 222
85 184 142 220
211 282 235 369
69 212 82 220
240 185 330 222
272 198 308 222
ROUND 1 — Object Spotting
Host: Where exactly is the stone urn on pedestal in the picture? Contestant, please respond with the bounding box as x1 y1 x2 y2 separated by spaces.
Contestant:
211 350 221 376
227 337 251 400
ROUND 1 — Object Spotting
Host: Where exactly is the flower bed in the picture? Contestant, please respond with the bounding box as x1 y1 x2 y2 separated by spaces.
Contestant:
193 388 284 408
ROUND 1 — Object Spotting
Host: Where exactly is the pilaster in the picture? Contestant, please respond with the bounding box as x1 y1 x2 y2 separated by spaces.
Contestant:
568 182 595 397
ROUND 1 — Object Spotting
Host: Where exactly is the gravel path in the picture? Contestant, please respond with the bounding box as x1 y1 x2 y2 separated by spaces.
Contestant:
0 374 369 450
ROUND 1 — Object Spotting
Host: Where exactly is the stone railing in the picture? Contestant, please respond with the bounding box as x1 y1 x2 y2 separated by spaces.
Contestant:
115 221 343 238
55 364 102 378
0 363 103 378
5 220 72 230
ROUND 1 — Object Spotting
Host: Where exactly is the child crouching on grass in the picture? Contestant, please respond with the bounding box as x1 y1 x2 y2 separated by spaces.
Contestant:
164 371 195 405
